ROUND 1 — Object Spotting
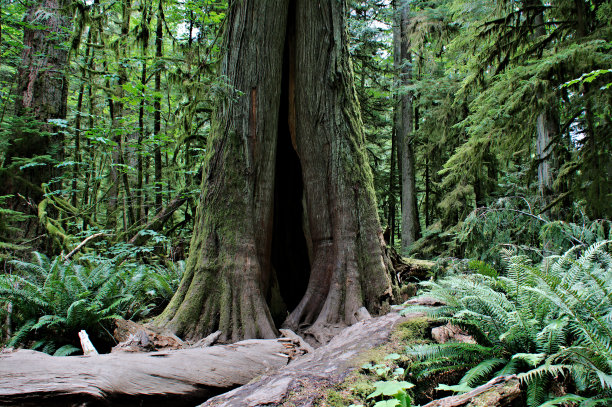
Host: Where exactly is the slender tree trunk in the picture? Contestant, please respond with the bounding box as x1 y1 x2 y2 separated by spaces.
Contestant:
82 42 97 225
154 0 163 212
532 2 559 205
395 0 420 253
425 155 430 227
106 0 133 230
72 32 93 209
154 0 393 344
137 57 147 223
387 126 397 246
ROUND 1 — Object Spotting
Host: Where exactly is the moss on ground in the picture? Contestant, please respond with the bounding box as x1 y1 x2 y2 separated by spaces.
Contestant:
310 316 433 407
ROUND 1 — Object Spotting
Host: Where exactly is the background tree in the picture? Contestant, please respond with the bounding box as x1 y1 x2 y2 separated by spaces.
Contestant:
395 0 421 253
0 0 71 225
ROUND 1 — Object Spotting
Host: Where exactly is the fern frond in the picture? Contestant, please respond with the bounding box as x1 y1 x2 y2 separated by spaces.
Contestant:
538 394 585 407
518 364 569 384
32 314 66 330
53 344 80 356
526 373 548 407
8 319 36 346
66 298 89 327
459 358 507 387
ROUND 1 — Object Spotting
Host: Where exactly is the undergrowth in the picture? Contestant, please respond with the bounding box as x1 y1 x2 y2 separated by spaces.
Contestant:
0 252 183 355
400 241 612 407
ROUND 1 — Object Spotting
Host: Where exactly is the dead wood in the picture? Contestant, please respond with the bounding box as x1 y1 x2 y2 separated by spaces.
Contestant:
406 296 447 307
431 323 476 344
386 246 435 285
191 331 223 348
200 311 409 407
423 375 522 407
127 190 189 246
0 339 291 407
112 318 184 352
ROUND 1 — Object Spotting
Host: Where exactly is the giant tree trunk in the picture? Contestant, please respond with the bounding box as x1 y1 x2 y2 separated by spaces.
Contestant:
0 0 70 205
154 0 394 344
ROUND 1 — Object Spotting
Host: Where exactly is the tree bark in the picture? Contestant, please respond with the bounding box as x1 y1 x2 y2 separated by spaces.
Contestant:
0 340 290 406
153 0 393 344
394 0 420 253
154 0 164 212
532 1 559 205
0 0 71 205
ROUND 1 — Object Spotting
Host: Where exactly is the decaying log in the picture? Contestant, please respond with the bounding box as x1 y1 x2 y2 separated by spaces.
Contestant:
423 375 522 407
113 318 184 351
201 311 409 407
0 339 291 407
431 323 476 345
191 331 223 348
406 296 446 307
386 246 435 285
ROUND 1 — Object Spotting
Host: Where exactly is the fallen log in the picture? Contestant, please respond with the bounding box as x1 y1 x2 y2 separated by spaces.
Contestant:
127 189 189 246
423 375 522 407
113 318 184 351
201 311 410 407
0 339 291 407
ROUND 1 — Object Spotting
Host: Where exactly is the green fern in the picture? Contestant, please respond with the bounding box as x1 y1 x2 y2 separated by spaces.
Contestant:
0 252 184 354
400 241 612 405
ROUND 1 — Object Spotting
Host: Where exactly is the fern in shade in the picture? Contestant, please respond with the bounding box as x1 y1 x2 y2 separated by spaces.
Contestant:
0 252 183 354
401 241 612 406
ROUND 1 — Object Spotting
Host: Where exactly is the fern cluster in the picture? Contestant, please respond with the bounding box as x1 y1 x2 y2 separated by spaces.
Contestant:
401 241 612 406
0 195 32 262
0 252 183 355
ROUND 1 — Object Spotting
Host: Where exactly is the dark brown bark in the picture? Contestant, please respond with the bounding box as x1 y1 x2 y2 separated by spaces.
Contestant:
394 0 420 253
0 0 70 205
154 0 164 212
154 0 393 344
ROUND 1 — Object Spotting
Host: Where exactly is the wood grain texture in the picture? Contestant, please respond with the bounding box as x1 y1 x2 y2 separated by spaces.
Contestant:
0 339 288 406
201 312 407 407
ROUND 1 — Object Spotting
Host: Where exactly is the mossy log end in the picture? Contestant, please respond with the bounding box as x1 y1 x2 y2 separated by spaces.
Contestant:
423 375 522 407
0 340 290 407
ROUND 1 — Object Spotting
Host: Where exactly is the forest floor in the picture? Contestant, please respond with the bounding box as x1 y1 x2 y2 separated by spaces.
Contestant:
201 306 520 407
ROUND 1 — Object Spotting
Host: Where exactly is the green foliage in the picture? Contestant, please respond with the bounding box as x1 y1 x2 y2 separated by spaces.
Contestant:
0 252 183 354
400 241 612 405
367 380 413 407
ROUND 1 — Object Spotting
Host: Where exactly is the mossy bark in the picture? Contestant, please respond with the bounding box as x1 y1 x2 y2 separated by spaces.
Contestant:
154 0 393 343
0 0 70 204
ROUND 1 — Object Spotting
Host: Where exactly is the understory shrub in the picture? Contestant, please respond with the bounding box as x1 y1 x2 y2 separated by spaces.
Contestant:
0 252 183 355
401 241 612 406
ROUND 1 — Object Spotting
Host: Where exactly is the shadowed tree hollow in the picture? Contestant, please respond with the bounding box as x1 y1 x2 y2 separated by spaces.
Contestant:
154 0 394 343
